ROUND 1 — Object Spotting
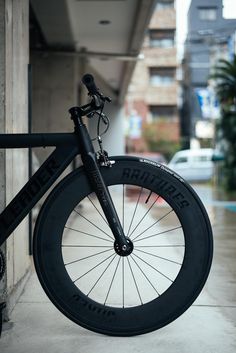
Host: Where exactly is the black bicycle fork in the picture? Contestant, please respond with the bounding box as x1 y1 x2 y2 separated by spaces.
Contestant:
0 109 132 252
70 107 132 256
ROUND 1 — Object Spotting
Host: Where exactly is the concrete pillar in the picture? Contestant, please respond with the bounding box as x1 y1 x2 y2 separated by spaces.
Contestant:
0 0 7 305
0 0 30 316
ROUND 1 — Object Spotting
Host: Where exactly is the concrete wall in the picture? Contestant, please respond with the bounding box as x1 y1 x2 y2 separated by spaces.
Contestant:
0 0 30 314
31 53 125 162
0 0 7 304
31 53 79 163
31 53 78 133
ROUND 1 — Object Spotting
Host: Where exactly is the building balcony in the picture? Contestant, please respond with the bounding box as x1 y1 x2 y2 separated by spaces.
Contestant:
145 84 178 105
144 47 177 67
149 9 176 29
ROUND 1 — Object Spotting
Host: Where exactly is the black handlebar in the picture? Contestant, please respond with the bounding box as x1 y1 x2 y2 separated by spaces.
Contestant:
82 74 99 95
70 74 112 120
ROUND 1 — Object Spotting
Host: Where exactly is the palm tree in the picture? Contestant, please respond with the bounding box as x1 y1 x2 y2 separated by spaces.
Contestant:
210 55 236 106
210 55 236 190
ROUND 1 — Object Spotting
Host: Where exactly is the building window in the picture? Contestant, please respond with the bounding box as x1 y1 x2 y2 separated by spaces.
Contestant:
198 7 217 21
149 29 175 48
149 67 176 86
156 0 174 10
174 156 188 164
149 105 177 120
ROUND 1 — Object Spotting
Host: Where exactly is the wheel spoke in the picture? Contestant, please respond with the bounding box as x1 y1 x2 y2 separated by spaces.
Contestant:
130 255 160 296
135 225 182 243
73 209 113 240
64 226 112 243
145 190 153 204
135 245 184 248
87 195 108 225
122 257 125 308
87 254 118 296
73 252 116 283
132 252 174 283
127 187 143 237
127 257 143 305
135 248 182 265
65 248 113 266
62 245 112 248
62 182 187 309
104 257 121 305
132 209 174 241
129 195 160 239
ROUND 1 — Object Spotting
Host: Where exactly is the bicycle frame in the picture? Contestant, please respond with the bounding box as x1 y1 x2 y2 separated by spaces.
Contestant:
0 127 130 253
0 80 131 253
0 133 80 246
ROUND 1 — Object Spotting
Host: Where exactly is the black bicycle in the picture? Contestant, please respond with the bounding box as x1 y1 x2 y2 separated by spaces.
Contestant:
0 74 213 336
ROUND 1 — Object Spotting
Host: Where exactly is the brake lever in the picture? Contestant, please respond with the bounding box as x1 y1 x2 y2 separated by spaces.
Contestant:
91 92 112 103
92 95 103 109
105 96 112 103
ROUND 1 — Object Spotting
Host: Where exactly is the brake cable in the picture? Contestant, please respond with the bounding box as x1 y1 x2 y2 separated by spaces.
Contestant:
91 106 110 142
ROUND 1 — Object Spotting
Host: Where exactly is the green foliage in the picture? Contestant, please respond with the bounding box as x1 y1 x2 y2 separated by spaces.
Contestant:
143 123 180 161
210 56 236 105
218 108 236 190
211 55 236 190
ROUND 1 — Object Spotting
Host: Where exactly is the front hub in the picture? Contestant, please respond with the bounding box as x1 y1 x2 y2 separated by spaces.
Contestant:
114 237 134 257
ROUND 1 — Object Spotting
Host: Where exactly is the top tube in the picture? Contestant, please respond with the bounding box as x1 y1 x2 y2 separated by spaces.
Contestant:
0 133 78 148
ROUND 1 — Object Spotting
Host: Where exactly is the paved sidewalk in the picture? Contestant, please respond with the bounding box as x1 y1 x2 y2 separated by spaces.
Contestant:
1 191 236 353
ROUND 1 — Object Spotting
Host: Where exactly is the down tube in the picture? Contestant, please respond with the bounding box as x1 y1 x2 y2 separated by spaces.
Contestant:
0 145 79 246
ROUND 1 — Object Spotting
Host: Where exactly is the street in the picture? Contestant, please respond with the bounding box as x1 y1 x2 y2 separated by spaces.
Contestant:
191 183 236 325
0 183 236 353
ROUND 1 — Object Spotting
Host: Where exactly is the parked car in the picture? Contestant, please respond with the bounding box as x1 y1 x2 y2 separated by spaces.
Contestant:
168 148 214 182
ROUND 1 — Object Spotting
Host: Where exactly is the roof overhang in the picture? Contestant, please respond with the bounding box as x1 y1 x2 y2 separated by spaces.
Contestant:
30 0 156 104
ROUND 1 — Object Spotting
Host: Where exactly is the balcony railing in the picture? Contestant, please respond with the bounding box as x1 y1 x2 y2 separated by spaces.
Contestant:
146 84 178 105
144 47 177 67
149 8 176 30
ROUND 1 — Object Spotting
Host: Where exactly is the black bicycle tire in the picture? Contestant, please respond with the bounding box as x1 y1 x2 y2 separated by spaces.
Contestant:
33 156 213 336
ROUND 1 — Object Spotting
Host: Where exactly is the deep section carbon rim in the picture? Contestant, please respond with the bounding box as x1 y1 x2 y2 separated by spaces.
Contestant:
33 158 213 336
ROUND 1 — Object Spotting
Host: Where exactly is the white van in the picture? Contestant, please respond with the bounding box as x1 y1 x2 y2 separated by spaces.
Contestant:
168 148 214 182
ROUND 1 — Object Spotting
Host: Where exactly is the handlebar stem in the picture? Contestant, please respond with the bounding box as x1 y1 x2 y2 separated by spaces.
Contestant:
69 97 103 120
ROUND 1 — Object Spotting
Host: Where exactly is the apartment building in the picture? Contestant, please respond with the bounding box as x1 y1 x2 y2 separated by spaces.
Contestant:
181 0 236 148
125 0 179 154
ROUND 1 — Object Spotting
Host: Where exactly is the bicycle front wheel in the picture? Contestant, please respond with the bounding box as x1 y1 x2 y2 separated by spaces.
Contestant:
33 156 213 336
